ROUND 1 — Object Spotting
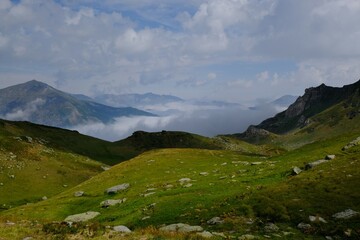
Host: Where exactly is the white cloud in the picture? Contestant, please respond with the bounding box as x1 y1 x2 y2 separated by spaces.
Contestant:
3 98 46 121
0 0 359 102
0 0 11 10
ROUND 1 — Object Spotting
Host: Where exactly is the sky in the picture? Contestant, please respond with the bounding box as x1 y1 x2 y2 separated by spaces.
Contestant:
1 0 360 103
1 0 360 141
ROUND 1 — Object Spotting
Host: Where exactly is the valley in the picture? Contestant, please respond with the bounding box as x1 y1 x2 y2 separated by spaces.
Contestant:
0 80 359 239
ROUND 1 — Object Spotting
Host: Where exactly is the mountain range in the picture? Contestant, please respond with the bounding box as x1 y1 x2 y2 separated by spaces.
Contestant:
0 80 155 128
0 79 359 239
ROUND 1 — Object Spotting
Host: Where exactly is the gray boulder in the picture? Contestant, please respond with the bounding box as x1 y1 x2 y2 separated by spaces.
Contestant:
100 198 126 208
309 215 327 223
74 191 84 197
113 225 132 233
64 211 100 222
159 223 203 233
305 159 328 169
325 155 336 160
297 222 312 232
264 223 279 232
106 183 130 194
197 231 213 238
332 209 359 219
238 234 256 240
292 167 302 175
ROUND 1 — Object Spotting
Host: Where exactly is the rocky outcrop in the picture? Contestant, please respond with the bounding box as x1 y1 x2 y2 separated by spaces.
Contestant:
241 80 360 134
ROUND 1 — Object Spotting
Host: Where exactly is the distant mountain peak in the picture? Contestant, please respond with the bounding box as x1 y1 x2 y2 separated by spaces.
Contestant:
0 80 155 128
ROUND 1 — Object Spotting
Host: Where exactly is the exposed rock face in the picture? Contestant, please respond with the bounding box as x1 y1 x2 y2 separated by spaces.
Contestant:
240 80 360 134
159 223 203 233
235 126 272 143
64 211 100 222
106 183 130 194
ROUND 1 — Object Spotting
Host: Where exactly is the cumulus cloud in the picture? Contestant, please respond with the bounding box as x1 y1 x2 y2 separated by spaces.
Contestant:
0 0 359 103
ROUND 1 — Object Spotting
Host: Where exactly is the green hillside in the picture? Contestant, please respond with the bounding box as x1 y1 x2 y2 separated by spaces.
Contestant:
1 131 359 239
0 82 359 239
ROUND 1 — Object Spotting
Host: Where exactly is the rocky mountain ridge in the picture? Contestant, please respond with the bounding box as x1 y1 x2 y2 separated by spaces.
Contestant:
241 79 360 137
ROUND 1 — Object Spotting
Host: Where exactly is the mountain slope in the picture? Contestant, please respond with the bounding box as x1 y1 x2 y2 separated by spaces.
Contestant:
2 131 359 239
255 80 360 134
0 80 155 128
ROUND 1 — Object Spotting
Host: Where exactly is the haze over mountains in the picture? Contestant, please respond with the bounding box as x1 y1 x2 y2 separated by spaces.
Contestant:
0 80 297 141
0 80 154 128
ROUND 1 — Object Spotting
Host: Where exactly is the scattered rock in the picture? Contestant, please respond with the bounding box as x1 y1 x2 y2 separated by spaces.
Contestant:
0 183 3 186
197 231 213 238
325 236 333 240
305 159 328 169
164 184 173 189
212 232 226 238
159 223 203 233
344 229 352 237
101 166 111 171
325 155 336 160
292 167 302 175
63 184 68 188
182 183 193 188
297 222 312 232
42 196 47 201
199 172 209 176
238 234 256 240
207 217 224 225
309 215 327 223
106 183 130 194
342 136 360 150
5 221 15 226
178 178 191 184
264 223 279 232
332 209 359 219
251 162 262 165
23 237 33 240
142 216 151 220
146 188 157 192
64 211 100 222
74 191 84 197
113 225 132 233
100 198 126 208
143 192 156 197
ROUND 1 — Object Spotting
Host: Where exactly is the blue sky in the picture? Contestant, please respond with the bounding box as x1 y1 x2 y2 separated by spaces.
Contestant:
1 0 360 103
